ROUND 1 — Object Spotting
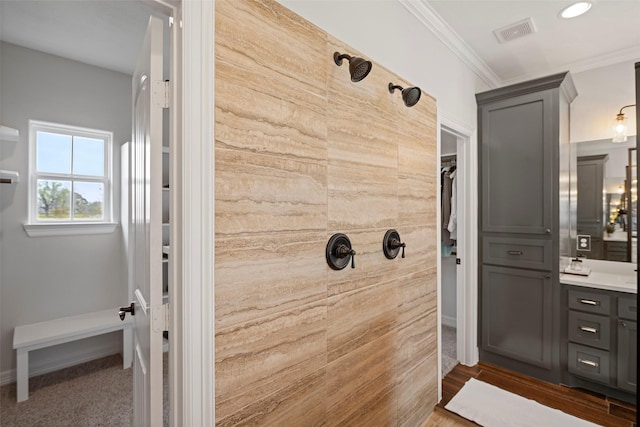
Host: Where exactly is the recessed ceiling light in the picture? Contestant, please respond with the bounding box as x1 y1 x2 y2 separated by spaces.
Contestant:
559 2 592 19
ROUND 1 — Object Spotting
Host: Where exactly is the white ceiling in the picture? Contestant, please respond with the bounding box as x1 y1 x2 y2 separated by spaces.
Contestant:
421 0 640 86
1 0 639 86
0 0 157 75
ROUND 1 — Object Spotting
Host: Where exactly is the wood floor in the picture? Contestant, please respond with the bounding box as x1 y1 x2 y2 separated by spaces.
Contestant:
428 362 637 427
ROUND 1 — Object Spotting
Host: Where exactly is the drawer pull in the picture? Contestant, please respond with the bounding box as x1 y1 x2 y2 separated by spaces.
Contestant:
507 250 523 255
578 358 599 368
579 326 598 334
579 299 600 306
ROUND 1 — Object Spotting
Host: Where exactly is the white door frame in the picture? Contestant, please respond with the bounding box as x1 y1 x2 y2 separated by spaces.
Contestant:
177 1 215 425
142 0 215 425
437 114 479 400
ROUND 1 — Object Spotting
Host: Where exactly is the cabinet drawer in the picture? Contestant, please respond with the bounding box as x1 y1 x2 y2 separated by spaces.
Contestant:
568 290 611 315
618 297 637 321
568 343 610 385
483 237 552 270
568 311 610 350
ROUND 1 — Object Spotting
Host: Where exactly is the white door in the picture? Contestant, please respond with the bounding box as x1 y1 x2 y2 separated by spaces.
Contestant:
130 15 164 427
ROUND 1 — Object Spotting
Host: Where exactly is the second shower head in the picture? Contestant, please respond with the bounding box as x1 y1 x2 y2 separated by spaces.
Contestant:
334 51 372 82
389 83 421 107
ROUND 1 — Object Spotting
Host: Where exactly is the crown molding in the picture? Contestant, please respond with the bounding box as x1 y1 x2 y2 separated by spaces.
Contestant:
400 0 640 89
399 0 501 89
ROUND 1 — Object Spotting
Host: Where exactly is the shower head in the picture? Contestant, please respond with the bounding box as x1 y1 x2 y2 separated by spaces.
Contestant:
388 83 421 107
334 51 372 82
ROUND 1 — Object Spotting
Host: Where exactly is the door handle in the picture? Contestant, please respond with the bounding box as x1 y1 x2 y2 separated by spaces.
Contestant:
579 299 600 306
119 302 135 321
579 326 598 334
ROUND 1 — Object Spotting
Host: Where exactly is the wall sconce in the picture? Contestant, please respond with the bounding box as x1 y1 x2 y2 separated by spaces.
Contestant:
388 83 421 107
612 104 636 143
333 52 372 82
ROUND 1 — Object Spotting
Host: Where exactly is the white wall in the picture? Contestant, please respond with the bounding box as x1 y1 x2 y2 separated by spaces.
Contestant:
0 42 130 380
571 61 637 143
277 0 487 132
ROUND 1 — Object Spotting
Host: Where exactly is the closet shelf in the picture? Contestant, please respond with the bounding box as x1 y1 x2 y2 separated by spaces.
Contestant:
0 170 19 184
1 126 19 143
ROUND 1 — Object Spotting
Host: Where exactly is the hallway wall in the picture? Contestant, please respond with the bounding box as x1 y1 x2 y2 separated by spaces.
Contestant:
214 0 438 425
0 43 130 381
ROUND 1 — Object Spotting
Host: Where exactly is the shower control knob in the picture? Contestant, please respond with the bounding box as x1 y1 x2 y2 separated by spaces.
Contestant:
118 302 135 321
335 244 357 268
326 233 356 270
383 229 405 260
389 238 406 258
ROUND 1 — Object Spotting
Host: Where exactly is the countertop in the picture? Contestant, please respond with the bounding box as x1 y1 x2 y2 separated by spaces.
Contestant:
560 258 637 294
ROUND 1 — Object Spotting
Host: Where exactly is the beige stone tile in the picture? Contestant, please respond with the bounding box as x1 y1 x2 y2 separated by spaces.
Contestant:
216 0 326 98
326 333 398 426
398 174 438 228
397 351 439 427
327 280 397 363
215 62 328 163
327 162 398 231
215 231 327 329
397 133 437 179
216 369 327 427
215 300 327 422
326 228 400 297
397 268 438 332
215 148 327 236
392 226 438 274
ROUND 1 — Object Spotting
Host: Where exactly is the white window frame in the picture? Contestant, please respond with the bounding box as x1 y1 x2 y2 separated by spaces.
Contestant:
24 120 117 237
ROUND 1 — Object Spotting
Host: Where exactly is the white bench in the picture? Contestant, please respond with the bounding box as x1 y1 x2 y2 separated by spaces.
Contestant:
13 308 133 402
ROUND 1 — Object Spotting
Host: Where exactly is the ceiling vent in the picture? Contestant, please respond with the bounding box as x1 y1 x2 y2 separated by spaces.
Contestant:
493 17 536 44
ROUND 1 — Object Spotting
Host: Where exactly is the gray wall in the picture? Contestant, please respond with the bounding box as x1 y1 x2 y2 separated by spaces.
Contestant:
0 42 130 379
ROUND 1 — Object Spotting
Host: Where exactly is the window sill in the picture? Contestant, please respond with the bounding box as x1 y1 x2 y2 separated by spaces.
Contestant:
23 222 118 237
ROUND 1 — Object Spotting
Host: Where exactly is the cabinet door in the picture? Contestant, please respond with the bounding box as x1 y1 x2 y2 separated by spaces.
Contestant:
617 319 637 393
481 266 553 369
480 91 553 235
577 157 605 228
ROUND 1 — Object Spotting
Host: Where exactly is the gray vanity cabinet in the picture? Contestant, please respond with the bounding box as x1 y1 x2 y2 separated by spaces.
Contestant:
564 287 637 402
617 297 637 393
477 72 577 384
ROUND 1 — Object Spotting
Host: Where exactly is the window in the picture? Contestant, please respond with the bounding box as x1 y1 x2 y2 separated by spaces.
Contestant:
25 120 116 236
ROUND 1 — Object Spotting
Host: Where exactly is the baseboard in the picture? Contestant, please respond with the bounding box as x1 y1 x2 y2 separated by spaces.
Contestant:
0 343 122 386
442 315 457 328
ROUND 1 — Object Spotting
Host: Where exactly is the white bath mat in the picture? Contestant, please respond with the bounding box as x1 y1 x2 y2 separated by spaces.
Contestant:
444 378 600 427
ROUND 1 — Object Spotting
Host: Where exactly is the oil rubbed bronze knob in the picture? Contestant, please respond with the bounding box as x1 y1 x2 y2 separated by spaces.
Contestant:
383 229 405 259
326 233 356 270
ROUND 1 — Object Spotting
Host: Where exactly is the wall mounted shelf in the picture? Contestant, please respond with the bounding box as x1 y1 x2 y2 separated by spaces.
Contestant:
1 126 20 143
0 170 19 184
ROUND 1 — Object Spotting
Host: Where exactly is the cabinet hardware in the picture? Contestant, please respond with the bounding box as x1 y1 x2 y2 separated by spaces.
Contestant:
545 274 551 279
545 229 551 234
577 358 599 368
579 326 598 334
507 250 523 255
579 299 600 306
618 320 627 328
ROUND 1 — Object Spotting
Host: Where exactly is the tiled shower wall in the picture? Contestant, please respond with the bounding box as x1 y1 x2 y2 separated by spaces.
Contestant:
214 0 438 425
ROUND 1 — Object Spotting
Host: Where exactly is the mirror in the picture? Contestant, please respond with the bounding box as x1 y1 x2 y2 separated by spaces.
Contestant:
628 147 637 261
575 140 637 262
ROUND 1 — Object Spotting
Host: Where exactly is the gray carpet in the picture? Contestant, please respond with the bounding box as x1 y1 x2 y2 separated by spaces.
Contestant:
0 353 169 426
0 354 133 426
442 325 458 377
